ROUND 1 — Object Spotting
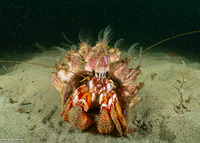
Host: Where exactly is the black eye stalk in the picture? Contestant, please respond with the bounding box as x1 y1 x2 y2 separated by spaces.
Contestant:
92 70 95 76
106 71 109 78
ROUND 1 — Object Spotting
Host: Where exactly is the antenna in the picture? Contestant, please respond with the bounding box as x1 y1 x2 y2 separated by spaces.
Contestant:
108 30 200 79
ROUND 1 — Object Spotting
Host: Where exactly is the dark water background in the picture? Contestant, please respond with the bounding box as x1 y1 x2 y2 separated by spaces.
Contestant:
1 0 200 61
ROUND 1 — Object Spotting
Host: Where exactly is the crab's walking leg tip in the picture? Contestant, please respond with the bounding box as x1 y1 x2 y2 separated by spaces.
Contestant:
115 101 128 135
110 106 123 136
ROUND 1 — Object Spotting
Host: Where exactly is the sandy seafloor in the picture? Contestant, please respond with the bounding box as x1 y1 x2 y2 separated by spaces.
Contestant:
0 49 200 143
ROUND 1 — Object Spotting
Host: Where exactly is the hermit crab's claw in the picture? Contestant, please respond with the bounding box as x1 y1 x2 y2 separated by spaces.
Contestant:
61 85 94 130
68 104 94 130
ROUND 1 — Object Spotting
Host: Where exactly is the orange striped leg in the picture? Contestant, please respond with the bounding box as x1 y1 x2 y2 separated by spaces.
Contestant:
108 91 128 136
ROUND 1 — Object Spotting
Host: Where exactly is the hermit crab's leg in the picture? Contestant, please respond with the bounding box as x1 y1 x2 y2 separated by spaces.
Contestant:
108 91 128 136
98 92 114 134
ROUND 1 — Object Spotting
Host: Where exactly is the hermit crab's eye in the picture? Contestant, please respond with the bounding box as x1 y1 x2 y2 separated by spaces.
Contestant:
92 70 95 76
106 71 109 78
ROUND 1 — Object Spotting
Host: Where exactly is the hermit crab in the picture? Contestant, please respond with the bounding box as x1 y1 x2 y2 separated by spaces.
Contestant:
51 26 144 136
0 26 199 137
